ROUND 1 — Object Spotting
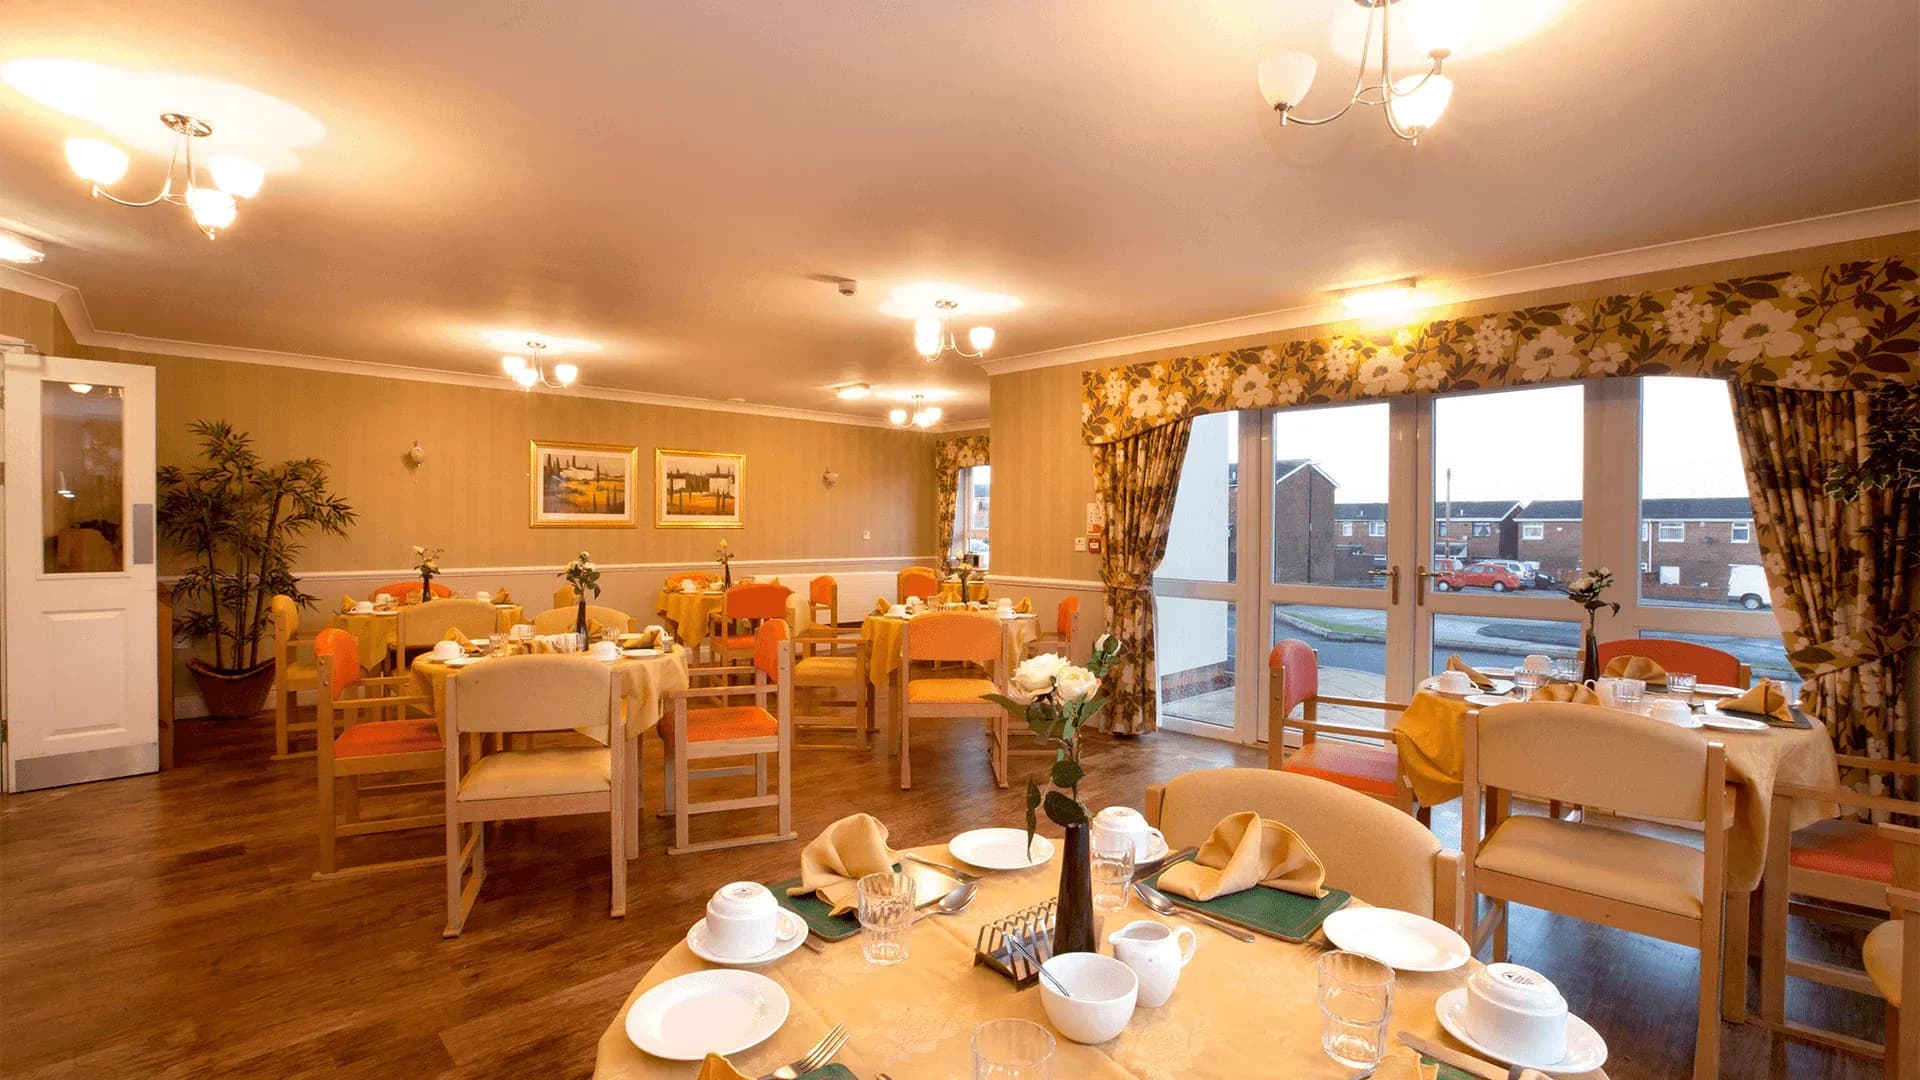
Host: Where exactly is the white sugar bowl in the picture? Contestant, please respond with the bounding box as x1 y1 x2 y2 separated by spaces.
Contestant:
704 881 782 959
1465 963 1568 1064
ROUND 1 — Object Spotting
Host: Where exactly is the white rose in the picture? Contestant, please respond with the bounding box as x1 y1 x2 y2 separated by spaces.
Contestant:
1596 566 1611 577
1054 666 1100 703
1011 652 1069 698
1094 633 1118 655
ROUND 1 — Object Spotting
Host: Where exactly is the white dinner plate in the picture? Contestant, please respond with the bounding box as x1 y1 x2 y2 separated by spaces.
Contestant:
685 911 807 968
1465 694 1516 709
1323 907 1470 972
1419 676 1515 698
1699 704 1771 732
443 655 484 667
1691 682 1745 698
623 648 662 658
1436 988 1609 1074
372 610 399 616
1476 666 1517 678
624 969 789 1061
948 827 1055 871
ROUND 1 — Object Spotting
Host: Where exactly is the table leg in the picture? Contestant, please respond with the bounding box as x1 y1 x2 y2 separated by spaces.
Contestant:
1722 886 1753 1022
625 730 642 861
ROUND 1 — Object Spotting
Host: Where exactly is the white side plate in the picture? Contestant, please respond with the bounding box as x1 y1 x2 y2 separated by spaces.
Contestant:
1436 988 1608 1074
1323 907 1469 972
624 969 790 1061
1699 708 1770 732
949 827 1055 871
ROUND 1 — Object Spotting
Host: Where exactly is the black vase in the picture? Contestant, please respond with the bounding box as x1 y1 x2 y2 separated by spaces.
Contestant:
1581 624 1601 684
420 573 432 602
1053 821 1096 957
723 561 732 588
576 595 589 639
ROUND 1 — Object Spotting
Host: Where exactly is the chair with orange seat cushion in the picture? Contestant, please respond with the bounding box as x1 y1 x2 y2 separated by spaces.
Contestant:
898 611 1006 790
270 594 322 759
311 628 445 879
369 581 453 603
897 566 939 603
1265 639 1426 825
707 582 793 667
1024 596 1084 659
1597 636 1750 688
660 619 796 854
795 575 841 656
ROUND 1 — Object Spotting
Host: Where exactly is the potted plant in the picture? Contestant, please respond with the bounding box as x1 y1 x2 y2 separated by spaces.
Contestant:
158 421 355 719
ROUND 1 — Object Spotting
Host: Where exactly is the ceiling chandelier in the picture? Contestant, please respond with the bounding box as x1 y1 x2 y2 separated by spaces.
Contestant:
500 341 579 390
1257 0 1477 146
889 394 943 428
65 113 264 238
913 299 996 362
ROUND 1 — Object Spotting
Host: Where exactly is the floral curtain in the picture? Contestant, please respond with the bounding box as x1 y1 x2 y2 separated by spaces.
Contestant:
1083 256 1919 444
934 434 990 556
1091 420 1193 735
1731 381 1918 794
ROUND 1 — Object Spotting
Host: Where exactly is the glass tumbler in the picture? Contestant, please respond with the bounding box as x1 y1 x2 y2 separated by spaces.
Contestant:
856 871 914 966
487 632 507 655
1318 950 1395 1071
1091 837 1134 912
1514 669 1545 701
1666 672 1697 705
1551 657 1582 683
972 1018 1055 1080
1613 677 1646 711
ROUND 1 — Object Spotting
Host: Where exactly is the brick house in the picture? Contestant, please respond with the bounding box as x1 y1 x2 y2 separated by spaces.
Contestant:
1512 497 1758 602
1332 500 1523 563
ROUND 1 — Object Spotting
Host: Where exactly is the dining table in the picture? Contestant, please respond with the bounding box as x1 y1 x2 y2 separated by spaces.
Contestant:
326 601 525 671
591 838 1609 1079
859 609 1040 691
936 579 990 604
657 587 728 649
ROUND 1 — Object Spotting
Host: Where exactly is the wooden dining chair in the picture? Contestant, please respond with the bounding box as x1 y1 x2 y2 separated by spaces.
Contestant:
1865 826 1920 1079
442 654 624 937
660 619 796 854
1145 767 1460 928
311 628 445 879
393 598 500 669
552 584 577 610
369 580 452 603
1597 637 1750 687
897 566 939 603
796 575 841 656
1760 757 1920 1061
270 594 322 759
709 582 793 667
897 611 1005 790
1462 702 1727 1080
1265 640 1425 824
791 630 873 750
530 604 635 637
1024 596 1082 659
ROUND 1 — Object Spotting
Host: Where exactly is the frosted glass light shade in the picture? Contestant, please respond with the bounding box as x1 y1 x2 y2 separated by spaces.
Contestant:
967 326 995 352
187 186 237 230
914 318 943 357
66 136 129 185
1257 52 1318 109
1410 0 1480 56
1389 74 1453 132
209 153 265 198
553 363 578 385
512 366 539 388
502 354 527 374
888 408 909 425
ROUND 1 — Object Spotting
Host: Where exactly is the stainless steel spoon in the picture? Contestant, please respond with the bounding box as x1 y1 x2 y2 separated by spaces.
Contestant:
910 880 978 924
1133 880 1258 942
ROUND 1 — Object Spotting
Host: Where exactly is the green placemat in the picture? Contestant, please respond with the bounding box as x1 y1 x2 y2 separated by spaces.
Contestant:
767 863 904 942
1417 1056 1475 1080
1140 867 1351 942
800 1066 855 1080
1713 704 1814 729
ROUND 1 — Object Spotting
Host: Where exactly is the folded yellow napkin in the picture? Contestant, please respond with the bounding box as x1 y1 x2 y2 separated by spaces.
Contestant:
1446 654 1495 691
443 627 471 646
1602 654 1668 686
1532 682 1601 705
695 1054 750 1080
1157 811 1326 902
620 630 661 649
871 596 891 616
1721 678 1792 722
530 638 556 655
493 588 511 604
786 813 897 916
1016 596 1033 614
587 618 608 641
340 594 356 614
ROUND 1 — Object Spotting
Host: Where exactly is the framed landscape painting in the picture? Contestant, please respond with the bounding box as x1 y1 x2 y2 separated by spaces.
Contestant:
529 440 638 527
656 448 744 528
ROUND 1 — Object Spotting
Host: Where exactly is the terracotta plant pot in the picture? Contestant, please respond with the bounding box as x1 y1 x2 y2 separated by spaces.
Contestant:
186 658 277 720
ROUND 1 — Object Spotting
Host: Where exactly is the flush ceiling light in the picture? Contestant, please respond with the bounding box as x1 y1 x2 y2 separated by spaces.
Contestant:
0 231 45 263
68 383 93 394
834 382 872 400
880 283 1019 363
1339 278 1425 317
498 339 580 390
1259 0 1477 146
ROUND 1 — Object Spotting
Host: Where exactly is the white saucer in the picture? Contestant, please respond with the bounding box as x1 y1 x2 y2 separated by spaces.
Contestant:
1435 988 1608 1073
624 969 789 1061
1420 676 1515 698
686 911 807 968
1692 682 1745 698
1465 693 1516 709
443 655 484 667
623 648 662 658
1323 907 1469 972
1699 705 1770 732
949 827 1055 871
1477 666 1517 678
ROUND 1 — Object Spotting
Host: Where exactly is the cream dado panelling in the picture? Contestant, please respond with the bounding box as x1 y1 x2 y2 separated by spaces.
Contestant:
2 288 938 575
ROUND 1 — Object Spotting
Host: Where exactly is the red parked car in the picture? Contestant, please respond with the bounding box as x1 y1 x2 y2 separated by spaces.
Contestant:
1434 561 1526 593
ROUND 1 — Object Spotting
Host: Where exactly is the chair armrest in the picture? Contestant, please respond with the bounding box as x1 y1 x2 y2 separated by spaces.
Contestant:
1835 755 1920 778
1315 695 1410 712
1289 719 1397 743
336 693 433 714
1144 783 1166 829
1883 824 1920 846
1887 886 1920 916
1773 781 1920 818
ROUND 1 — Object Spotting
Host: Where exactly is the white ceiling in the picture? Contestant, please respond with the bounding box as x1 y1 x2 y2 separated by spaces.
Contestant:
1 1 1915 422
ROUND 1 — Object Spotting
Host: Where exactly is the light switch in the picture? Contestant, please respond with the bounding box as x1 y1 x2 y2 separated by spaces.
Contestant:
862 530 872 540
1073 537 1088 552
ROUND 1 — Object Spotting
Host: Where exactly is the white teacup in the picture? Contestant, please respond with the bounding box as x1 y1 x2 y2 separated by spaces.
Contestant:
1586 677 1621 707
1465 963 1568 1065
590 640 621 662
704 881 797 959
1522 654 1553 675
1107 919 1197 1008
888 604 908 618
373 592 394 607
352 600 375 614
430 640 463 660
1650 699 1694 726
997 597 1015 612
1435 670 1473 694
1091 806 1167 862
475 590 492 602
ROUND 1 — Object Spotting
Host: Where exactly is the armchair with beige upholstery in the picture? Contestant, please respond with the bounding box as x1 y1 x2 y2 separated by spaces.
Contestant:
442 654 624 937
1144 767 1459 929
271 594 321 759
1462 702 1726 1080
530 604 635 637
393 598 500 668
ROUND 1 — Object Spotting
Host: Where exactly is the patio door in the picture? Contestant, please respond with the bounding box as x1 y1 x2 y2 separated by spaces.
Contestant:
2 349 159 791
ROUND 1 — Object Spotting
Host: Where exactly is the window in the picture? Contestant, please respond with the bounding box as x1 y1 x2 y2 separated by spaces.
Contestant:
1341 521 1354 537
1432 384 1584 598
1521 522 1544 540
1160 411 1237 583
1657 522 1685 542
1369 521 1386 537
1471 522 1491 538
1640 378 1759 609
1731 521 1751 543
1659 565 1681 585
1270 403 1387 587
954 465 991 567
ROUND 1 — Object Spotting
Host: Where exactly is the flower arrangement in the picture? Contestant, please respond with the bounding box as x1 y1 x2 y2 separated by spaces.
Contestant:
985 635 1124 852
560 551 601 598
715 538 736 586
413 545 444 597
1566 566 1618 682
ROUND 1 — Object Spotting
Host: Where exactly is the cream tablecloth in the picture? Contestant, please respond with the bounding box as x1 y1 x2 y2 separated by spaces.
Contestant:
328 603 524 671
592 841 1607 1079
936 579 990 603
410 645 687 738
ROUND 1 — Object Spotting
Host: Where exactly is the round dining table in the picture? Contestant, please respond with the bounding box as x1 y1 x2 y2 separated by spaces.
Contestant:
657 588 728 649
591 839 1610 1079
327 602 525 671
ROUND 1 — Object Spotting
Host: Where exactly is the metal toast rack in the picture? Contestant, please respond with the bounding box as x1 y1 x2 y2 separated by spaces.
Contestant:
972 897 1058 988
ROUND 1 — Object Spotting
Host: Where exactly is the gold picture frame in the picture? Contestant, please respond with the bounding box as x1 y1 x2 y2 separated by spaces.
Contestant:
529 440 639 528
655 448 744 528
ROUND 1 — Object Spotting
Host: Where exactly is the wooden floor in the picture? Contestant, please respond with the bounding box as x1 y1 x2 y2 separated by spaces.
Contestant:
0 711 1885 1078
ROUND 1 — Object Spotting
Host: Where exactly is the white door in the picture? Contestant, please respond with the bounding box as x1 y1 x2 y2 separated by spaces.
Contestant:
3 349 158 791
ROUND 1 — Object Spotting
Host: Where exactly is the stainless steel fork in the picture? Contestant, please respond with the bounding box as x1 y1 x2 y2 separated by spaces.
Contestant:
758 1023 848 1080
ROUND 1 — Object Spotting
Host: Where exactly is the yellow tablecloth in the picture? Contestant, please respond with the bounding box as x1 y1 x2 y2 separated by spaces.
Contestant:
860 612 1039 689
657 590 727 648
591 840 1606 1079
410 645 688 738
328 603 524 671
936 579 990 603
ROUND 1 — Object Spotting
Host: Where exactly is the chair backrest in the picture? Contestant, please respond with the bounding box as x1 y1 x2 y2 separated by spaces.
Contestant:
1055 596 1082 641
1268 639 1319 718
531 604 635 636
754 618 790 682
370 580 452 602
398 598 500 646
664 570 716 591
446 654 618 735
898 566 939 601
1597 637 1745 686
553 584 577 609
809 575 837 610
1150 768 1446 919
313 627 361 702
727 582 792 620
905 611 1000 665
271 594 300 645
1472 701 1714 822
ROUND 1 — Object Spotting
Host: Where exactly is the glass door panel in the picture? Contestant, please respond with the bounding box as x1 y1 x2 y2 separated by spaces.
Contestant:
1155 411 1247 736
1272 602 1388 728
1428 613 1582 681
1638 377 1755 610
1156 597 1238 729
1270 403 1391 589
1430 385 1584 597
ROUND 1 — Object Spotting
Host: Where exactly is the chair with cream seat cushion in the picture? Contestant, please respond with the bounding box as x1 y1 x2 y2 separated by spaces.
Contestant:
897 611 1006 790
1862 827 1920 1079
1462 702 1726 1080
271 594 322 759
442 654 624 937
660 619 796 854
312 628 444 880
1143 767 1458 928
530 604 635 637
394 598 501 668
789 631 873 750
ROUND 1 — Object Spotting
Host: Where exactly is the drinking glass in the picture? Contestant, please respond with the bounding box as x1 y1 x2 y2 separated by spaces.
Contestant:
1318 950 1394 1071
1514 669 1545 701
1550 657 1581 683
1091 837 1134 912
972 1018 1055 1080
1614 677 1646 711
1667 672 1697 705
487 632 506 655
601 626 621 644
856 871 914 966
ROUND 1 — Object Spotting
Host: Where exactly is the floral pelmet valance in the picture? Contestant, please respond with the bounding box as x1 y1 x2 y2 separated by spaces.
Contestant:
935 433 990 471
1082 255 1920 445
